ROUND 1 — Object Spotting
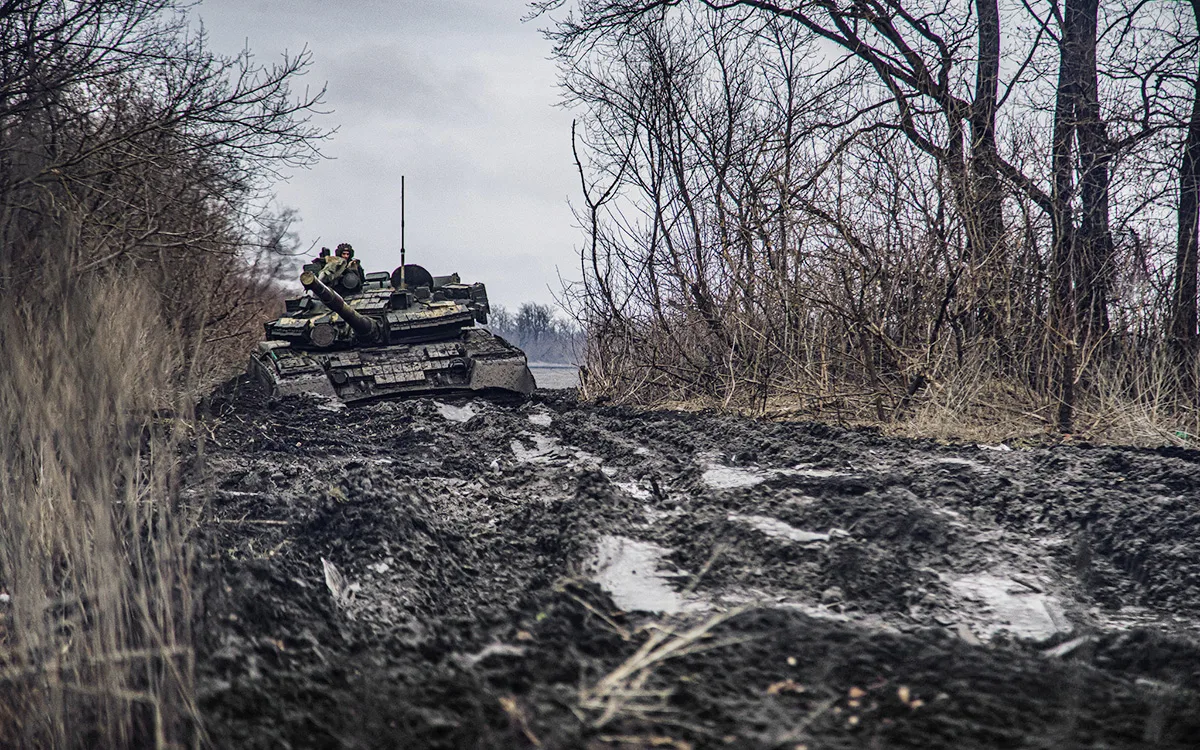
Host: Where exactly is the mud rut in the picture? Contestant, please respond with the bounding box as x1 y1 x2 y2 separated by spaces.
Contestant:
193 379 1200 749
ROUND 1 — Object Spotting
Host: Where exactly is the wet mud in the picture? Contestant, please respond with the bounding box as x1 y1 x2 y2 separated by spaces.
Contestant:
191 379 1200 749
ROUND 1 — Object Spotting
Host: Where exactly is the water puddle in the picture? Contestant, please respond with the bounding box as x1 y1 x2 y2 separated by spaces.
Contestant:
728 513 844 545
701 458 850 490
529 363 580 389
1089 604 1200 638
437 401 479 423
933 457 989 471
510 434 560 462
588 535 704 614
788 465 848 478
702 465 769 489
615 481 652 501
574 449 604 467
947 572 1071 641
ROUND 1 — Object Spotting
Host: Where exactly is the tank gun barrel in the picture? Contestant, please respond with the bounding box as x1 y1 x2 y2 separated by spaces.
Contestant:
301 270 379 339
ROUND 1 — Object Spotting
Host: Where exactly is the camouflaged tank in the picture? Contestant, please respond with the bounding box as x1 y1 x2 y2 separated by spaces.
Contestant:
249 258 536 402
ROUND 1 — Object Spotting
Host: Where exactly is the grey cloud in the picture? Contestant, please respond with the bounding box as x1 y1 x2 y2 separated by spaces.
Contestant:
195 0 580 310
320 43 486 120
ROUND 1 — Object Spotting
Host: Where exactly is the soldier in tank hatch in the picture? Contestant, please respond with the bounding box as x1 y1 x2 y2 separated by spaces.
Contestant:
317 243 357 283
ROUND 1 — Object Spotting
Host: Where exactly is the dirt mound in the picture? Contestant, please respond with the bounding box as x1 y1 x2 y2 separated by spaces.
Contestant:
191 379 1200 748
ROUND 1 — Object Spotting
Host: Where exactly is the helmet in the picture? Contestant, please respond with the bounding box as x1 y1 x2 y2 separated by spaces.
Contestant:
335 243 355 259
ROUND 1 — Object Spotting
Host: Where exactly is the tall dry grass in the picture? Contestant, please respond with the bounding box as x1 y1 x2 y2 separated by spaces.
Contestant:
585 316 1200 447
0 275 200 748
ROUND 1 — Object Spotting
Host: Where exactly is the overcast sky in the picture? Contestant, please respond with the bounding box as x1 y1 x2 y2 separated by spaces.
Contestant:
192 0 580 312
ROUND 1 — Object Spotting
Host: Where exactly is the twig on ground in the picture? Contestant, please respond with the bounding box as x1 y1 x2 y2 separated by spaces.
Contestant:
581 607 752 728
555 580 633 641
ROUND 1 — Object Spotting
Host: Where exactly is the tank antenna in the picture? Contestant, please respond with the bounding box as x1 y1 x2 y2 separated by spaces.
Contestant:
400 175 407 288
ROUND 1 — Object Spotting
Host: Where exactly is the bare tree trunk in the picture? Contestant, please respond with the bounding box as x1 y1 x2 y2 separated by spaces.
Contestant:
1171 0 1200 364
1071 0 1111 341
1049 0 1110 432
970 0 1004 261
1052 1 1082 432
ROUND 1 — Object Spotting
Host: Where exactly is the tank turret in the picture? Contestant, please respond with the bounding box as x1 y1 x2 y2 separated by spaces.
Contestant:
301 270 380 340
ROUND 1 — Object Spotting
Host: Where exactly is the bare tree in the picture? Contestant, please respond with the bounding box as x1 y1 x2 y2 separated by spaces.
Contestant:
1171 1 1200 363
537 0 1200 430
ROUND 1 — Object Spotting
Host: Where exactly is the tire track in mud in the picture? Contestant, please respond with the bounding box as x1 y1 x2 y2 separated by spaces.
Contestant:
192 379 1200 749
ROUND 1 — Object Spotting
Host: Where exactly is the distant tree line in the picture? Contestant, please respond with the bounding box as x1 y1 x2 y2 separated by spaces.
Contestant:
487 302 582 363
536 0 1200 430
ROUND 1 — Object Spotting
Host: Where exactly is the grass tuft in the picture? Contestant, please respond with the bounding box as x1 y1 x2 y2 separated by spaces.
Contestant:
0 275 199 749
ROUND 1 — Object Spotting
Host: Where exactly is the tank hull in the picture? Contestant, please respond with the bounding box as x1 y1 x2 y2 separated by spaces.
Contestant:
249 327 536 402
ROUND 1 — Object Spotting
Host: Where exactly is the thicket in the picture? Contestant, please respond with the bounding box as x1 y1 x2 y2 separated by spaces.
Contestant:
538 0 1200 442
0 1 324 746
488 302 583 363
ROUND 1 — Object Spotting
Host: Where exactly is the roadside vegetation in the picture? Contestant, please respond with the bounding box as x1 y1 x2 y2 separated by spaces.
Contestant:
0 2 325 747
537 0 1200 445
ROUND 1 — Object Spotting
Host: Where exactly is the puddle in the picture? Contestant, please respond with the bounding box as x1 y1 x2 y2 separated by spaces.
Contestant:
728 514 841 544
588 536 703 614
616 481 652 501
510 434 560 462
947 573 1071 641
934 457 989 471
787 465 848 478
784 495 820 509
702 465 769 489
701 459 850 490
437 401 479 423
574 449 604 467
509 434 603 469
714 587 902 633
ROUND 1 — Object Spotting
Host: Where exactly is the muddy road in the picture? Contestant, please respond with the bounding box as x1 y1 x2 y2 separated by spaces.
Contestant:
192 379 1200 749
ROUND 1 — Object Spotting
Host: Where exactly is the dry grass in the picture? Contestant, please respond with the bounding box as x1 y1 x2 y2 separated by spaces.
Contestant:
880 346 1200 447
598 343 1200 449
0 275 200 748
579 608 750 729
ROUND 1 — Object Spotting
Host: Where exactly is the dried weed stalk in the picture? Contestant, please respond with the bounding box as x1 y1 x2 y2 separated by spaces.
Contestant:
0 278 199 749
580 607 751 729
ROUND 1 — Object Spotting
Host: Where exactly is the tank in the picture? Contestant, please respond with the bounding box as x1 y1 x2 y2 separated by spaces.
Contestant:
249 258 536 402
